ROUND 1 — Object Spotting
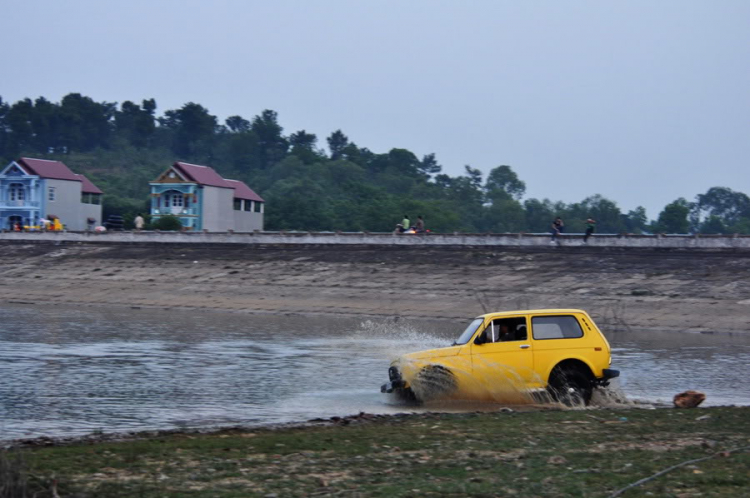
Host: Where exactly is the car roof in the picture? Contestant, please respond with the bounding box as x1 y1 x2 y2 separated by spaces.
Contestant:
477 309 587 319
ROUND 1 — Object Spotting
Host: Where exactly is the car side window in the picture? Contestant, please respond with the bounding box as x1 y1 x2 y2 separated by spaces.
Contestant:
531 316 584 340
480 318 527 343
482 323 501 343
515 324 527 340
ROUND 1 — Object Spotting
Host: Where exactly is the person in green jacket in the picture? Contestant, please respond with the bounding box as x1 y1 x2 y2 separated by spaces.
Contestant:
401 215 410 232
584 217 596 243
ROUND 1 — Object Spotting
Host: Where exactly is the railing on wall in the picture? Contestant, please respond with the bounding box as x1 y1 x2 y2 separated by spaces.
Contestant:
0 200 40 208
152 207 198 216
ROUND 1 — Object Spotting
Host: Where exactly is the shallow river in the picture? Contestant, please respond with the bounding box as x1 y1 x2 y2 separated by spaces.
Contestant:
1 304 749 441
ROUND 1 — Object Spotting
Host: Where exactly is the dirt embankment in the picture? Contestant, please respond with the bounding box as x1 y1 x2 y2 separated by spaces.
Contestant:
1 242 749 334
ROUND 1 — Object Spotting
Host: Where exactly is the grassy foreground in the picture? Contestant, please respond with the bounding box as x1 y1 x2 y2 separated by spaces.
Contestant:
3 407 750 497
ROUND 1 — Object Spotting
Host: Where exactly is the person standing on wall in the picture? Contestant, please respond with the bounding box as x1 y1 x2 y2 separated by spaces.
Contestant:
134 213 145 232
584 217 596 243
550 217 564 242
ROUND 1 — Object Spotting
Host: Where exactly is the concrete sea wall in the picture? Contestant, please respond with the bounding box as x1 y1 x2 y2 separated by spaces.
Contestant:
2 230 750 249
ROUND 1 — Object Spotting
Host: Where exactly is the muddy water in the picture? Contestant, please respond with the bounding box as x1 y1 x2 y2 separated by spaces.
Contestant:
1 304 748 441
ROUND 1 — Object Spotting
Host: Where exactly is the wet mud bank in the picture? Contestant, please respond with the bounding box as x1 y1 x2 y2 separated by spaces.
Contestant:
1 242 750 334
3 410 402 450
0 401 682 451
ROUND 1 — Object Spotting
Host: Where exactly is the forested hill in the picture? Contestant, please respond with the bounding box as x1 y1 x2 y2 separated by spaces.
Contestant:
1 93 749 233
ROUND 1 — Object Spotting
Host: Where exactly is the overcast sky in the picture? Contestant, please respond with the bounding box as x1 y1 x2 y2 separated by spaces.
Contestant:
3 0 749 219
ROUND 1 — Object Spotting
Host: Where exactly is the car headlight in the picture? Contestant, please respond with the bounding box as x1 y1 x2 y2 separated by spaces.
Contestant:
388 366 401 381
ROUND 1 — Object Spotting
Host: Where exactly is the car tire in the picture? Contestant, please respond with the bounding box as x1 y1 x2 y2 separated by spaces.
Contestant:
395 387 418 404
548 368 593 406
413 366 457 402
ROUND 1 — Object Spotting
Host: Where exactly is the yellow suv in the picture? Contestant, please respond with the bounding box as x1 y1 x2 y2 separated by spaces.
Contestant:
381 309 619 405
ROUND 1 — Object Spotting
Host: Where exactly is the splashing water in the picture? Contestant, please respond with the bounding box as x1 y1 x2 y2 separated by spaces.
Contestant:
394 355 544 406
351 318 453 361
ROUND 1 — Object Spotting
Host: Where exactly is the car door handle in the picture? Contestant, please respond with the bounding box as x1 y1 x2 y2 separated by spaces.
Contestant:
519 344 530 349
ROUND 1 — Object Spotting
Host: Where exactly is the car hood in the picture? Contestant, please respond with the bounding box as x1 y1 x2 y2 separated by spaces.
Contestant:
398 344 465 362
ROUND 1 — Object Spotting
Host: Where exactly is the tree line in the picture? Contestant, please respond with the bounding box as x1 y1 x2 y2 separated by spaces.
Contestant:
1 93 749 234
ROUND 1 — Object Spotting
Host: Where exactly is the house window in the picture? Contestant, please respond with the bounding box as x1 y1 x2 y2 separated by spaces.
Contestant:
244 201 252 212
234 199 242 211
81 194 101 205
254 202 262 213
9 184 25 201
48 187 56 201
164 192 184 207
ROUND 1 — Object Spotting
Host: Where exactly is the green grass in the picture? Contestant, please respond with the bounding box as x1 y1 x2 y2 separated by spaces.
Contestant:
4 407 750 497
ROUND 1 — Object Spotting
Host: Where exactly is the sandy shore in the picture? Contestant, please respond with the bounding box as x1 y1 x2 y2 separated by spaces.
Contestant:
1 242 749 334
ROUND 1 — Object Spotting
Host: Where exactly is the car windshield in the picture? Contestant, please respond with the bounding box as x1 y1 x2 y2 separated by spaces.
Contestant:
453 318 484 345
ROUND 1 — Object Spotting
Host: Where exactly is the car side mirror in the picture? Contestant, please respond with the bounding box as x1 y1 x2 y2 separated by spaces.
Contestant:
474 335 485 345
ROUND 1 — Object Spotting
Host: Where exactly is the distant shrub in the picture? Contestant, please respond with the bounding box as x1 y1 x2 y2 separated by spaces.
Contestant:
152 215 183 231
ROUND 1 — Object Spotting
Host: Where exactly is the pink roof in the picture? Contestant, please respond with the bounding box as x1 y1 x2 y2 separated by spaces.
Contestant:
159 162 264 202
173 162 232 189
19 157 80 182
76 174 103 194
225 179 264 202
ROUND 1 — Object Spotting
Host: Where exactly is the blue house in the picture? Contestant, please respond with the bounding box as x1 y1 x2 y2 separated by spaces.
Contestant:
0 158 103 231
150 162 264 231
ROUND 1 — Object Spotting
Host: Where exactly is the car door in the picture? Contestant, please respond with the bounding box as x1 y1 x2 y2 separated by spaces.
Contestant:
470 316 535 392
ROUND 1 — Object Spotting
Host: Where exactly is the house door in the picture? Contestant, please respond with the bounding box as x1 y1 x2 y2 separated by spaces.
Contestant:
8 215 22 230
163 190 185 215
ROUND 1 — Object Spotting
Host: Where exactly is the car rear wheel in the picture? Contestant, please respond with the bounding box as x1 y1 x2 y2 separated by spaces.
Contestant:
548 368 593 406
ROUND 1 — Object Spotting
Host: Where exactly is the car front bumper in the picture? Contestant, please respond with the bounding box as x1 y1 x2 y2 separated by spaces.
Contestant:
381 365 411 393
380 379 407 393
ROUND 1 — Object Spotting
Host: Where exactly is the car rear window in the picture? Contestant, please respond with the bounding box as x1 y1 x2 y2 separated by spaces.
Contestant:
531 316 583 340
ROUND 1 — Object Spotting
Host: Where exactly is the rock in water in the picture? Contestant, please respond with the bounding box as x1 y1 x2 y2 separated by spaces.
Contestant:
673 390 706 408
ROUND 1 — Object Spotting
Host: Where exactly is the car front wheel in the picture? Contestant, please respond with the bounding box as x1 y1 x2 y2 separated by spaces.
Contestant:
413 365 457 402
